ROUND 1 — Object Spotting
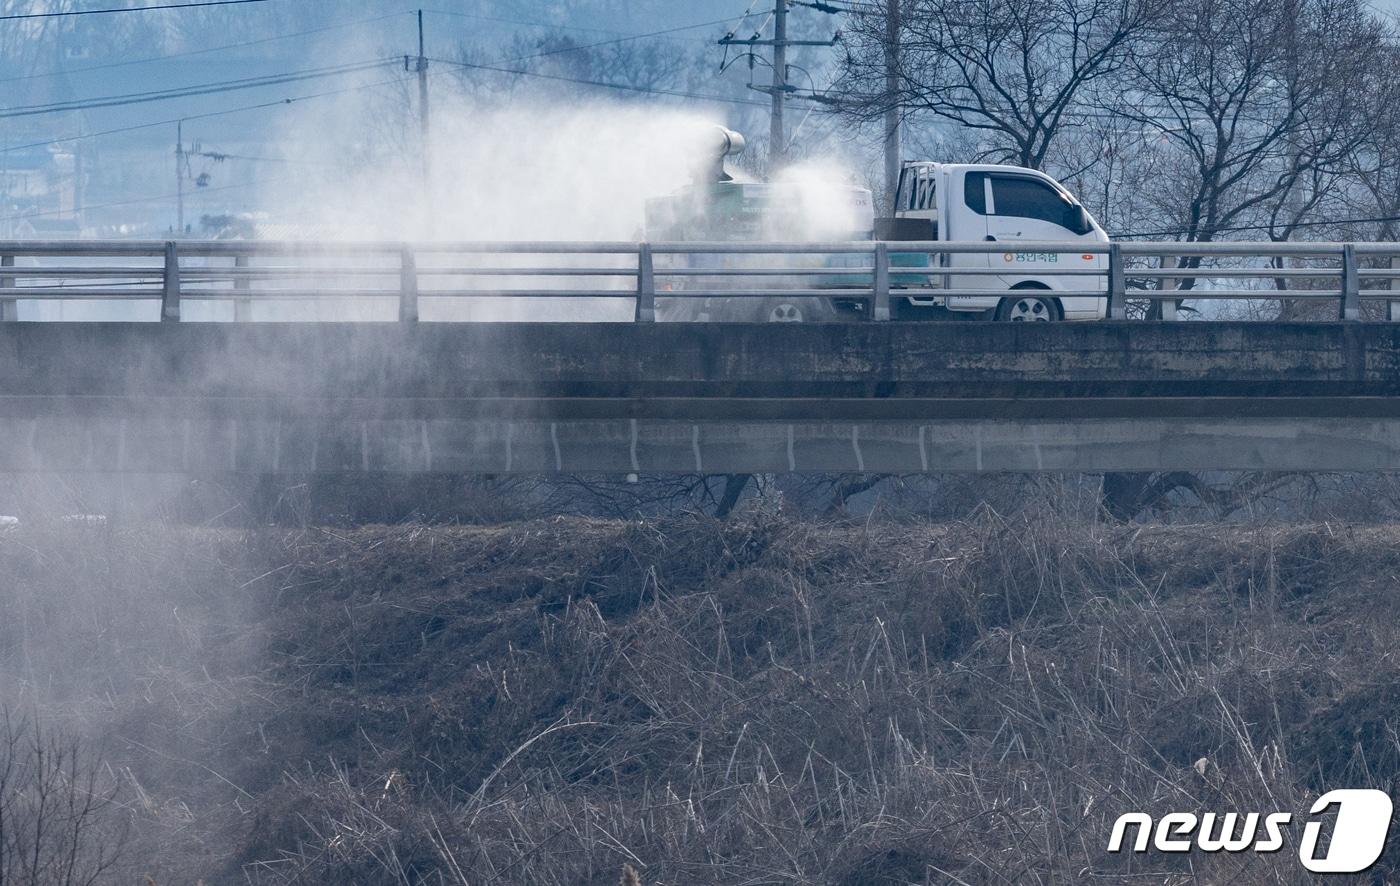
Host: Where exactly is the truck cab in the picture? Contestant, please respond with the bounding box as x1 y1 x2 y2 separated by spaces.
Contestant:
873 162 1109 321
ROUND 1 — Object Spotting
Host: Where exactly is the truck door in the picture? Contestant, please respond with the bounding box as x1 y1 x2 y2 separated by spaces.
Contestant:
984 173 1102 299
944 171 996 310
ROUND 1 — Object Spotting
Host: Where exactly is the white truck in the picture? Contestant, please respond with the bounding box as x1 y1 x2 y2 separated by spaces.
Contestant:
860 161 1109 321
644 129 1109 322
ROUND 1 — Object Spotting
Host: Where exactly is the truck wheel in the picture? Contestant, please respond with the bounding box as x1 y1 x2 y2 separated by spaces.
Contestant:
761 299 806 322
995 291 1061 322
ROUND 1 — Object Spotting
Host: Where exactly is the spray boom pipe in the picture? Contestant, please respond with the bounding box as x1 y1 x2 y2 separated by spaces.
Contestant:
698 126 746 183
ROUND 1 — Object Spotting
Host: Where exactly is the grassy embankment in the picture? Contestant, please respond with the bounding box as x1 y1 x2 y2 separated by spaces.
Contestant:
3 507 1398 884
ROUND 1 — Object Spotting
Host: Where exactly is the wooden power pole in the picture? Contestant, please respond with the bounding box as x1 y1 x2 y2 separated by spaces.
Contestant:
770 0 787 170
415 10 431 189
883 0 901 211
719 1 836 177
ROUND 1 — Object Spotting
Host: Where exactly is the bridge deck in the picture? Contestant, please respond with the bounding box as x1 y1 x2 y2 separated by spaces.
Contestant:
1 322 1397 473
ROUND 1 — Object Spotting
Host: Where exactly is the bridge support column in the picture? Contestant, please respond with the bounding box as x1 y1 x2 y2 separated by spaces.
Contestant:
398 247 418 323
1158 255 1178 321
1341 244 1361 321
160 241 180 322
0 254 14 322
233 254 252 323
635 244 655 323
873 242 891 321
1107 243 1127 319
1389 255 1399 322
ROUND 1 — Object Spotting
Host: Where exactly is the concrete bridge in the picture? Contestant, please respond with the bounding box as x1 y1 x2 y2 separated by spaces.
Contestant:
1 321 1399 475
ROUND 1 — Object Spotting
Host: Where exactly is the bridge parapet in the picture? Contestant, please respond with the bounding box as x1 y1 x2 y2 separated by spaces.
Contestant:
1 322 1399 473
1 321 1398 399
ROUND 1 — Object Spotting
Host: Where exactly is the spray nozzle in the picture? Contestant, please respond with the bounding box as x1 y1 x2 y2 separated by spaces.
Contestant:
697 126 747 183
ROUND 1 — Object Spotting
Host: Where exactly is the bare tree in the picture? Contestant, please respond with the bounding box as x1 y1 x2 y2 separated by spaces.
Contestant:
836 0 1159 169
1101 471 1307 520
1114 0 1387 294
1341 48 1400 240
0 709 124 886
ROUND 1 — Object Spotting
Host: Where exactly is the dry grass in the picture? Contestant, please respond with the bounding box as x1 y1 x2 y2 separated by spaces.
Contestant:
3 504 1400 884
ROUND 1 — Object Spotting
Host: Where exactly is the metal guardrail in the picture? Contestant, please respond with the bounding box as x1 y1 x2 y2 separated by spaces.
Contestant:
0 239 1398 321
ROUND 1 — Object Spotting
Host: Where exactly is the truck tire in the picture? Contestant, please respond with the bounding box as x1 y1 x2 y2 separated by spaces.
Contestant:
755 297 833 322
766 301 805 322
995 288 1062 322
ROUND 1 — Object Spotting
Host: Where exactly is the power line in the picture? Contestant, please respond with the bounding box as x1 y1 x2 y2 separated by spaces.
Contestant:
0 173 279 224
1 74 412 155
723 0 764 40
0 0 274 21
435 10 789 109
489 13 764 65
186 149 368 168
422 7 735 42
800 85 1232 123
1118 214 1400 239
791 0 860 11
421 8 628 35
1 75 411 229
3 10 762 122
0 10 411 87
0 58 393 119
432 56 773 108
435 10 768 76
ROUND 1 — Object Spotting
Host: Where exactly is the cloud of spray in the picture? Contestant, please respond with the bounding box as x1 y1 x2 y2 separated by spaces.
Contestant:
768 159 874 242
262 92 727 242
242 83 872 320
249 91 762 319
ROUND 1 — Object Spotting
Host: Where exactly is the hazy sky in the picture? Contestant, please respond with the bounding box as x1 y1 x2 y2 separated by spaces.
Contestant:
4 1 777 154
1 1 789 231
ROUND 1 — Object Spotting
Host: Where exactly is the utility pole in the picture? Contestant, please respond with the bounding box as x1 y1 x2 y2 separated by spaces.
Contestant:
73 123 84 226
175 119 185 236
883 0 901 212
414 10 430 188
1 129 9 239
770 0 787 171
405 9 432 232
719 0 836 179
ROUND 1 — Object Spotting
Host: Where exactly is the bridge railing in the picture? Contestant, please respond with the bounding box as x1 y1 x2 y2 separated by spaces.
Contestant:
0 239 1397 321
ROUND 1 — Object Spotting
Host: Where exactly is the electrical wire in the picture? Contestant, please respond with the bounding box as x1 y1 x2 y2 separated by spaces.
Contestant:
1118 214 1400 239
3 10 758 120
786 66 843 146
0 173 282 224
188 150 354 167
1 74 412 155
722 0 762 40
431 56 773 108
488 14 765 66
0 10 411 86
420 8 633 36
1 75 412 226
0 58 393 119
0 0 275 21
